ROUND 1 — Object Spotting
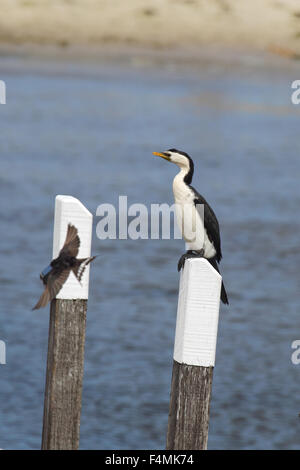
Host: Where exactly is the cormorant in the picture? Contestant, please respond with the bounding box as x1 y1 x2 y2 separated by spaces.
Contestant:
153 148 228 305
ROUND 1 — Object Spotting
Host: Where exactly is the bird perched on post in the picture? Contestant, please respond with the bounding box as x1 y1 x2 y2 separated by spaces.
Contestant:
153 148 228 305
33 223 96 310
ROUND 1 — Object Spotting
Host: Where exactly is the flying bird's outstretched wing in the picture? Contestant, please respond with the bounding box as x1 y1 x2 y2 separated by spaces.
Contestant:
48 268 71 299
32 268 70 310
32 286 51 310
59 223 80 258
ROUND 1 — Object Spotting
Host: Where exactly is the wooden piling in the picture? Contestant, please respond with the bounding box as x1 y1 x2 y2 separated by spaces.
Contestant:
166 258 222 450
41 195 93 450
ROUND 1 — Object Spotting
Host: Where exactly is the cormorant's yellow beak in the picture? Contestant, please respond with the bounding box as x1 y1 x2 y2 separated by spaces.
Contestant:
153 151 170 161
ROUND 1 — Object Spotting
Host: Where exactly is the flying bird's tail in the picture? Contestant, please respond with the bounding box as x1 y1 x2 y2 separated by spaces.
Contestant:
72 256 96 284
207 257 229 305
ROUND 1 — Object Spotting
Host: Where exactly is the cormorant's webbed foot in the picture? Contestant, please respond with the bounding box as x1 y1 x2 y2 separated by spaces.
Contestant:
177 249 205 272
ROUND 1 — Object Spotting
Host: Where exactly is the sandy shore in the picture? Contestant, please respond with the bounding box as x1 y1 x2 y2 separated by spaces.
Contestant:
1 0 300 58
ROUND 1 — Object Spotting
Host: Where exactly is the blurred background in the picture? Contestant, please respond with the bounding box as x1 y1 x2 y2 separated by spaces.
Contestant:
1 0 300 450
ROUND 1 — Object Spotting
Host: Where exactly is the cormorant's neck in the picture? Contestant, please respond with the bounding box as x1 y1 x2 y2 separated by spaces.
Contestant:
176 164 193 185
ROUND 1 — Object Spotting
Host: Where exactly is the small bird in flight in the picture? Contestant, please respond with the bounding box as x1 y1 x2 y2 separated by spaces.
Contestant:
153 148 228 305
33 223 95 310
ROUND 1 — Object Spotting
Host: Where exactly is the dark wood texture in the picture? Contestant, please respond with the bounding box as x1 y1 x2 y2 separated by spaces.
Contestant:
166 360 214 450
41 298 87 450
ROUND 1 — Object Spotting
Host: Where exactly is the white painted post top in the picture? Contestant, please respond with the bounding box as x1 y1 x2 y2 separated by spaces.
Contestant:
173 258 221 367
53 195 93 300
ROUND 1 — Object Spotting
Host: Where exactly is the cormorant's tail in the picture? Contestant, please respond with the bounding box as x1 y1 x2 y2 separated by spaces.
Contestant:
207 257 229 305
72 256 96 283
220 282 229 305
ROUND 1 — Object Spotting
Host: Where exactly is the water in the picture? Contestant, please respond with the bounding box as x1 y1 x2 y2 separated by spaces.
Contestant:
0 50 300 449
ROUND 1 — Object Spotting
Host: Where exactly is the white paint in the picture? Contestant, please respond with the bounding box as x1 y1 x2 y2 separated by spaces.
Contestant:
173 257 221 367
53 195 93 299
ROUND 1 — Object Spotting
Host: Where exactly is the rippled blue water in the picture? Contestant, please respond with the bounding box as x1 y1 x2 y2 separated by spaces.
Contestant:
0 51 300 449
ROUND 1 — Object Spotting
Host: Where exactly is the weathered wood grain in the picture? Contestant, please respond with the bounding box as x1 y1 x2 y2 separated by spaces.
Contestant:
166 360 214 450
41 298 87 450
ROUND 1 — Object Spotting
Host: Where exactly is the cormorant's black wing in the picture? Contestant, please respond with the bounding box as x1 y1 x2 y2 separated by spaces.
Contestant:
191 186 222 263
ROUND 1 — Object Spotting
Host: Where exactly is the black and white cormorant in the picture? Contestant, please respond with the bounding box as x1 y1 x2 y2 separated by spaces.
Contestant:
33 223 96 310
153 148 228 305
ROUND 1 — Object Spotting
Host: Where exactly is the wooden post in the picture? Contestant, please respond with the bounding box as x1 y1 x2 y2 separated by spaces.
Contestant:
166 258 222 450
41 195 93 450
